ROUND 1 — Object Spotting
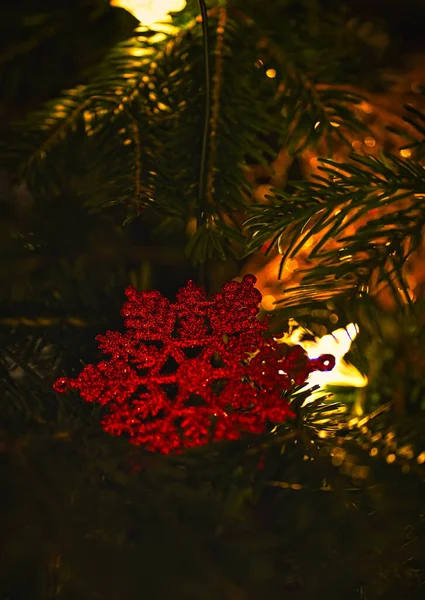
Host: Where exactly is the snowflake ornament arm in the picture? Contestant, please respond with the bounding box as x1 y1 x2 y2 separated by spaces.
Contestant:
54 275 335 453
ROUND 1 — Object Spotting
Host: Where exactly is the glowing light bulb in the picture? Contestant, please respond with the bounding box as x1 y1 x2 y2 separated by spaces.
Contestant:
279 323 368 391
111 0 186 30
359 101 373 114
261 294 277 311
417 451 425 464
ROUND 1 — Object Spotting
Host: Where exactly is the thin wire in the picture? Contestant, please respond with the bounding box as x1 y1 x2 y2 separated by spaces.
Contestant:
196 0 211 290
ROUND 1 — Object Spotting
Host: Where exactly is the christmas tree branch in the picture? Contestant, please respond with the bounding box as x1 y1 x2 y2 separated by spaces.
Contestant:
196 0 212 288
205 7 226 212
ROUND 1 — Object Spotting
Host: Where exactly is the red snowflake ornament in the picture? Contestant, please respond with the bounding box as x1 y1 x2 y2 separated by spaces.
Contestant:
54 275 335 453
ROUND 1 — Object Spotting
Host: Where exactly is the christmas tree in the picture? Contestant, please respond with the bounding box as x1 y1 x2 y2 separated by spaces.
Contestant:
1 0 425 597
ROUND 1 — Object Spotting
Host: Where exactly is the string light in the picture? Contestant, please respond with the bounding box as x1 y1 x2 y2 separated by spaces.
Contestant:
417 451 425 465
359 101 373 113
283 258 298 272
261 294 277 311
278 322 368 392
110 0 186 31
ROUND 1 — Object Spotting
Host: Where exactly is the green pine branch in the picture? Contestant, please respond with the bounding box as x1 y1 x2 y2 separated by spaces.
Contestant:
246 139 425 308
1 1 380 266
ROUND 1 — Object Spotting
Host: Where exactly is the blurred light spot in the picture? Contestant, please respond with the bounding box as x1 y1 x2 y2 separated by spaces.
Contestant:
186 217 197 235
284 258 298 272
111 0 186 30
398 445 414 460
417 451 425 464
359 101 373 113
261 294 276 311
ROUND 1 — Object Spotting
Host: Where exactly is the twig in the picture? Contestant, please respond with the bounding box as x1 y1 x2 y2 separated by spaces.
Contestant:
196 0 212 290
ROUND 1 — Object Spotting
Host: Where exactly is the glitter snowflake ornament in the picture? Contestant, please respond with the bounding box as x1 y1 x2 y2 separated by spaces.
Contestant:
54 275 335 453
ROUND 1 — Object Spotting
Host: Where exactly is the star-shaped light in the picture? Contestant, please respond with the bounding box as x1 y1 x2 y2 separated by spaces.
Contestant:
279 322 368 392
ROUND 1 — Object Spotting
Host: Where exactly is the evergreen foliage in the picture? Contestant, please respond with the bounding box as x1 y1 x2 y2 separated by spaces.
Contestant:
1 0 377 266
246 138 425 307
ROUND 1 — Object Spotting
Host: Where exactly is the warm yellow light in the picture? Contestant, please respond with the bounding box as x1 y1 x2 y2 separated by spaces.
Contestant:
111 0 186 29
417 451 425 465
261 294 277 311
400 148 412 158
284 258 298 272
266 68 276 78
364 137 375 147
398 445 414 460
359 101 373 114
279 323 368 391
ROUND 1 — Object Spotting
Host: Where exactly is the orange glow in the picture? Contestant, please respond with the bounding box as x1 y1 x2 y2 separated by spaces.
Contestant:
261 294 277 311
